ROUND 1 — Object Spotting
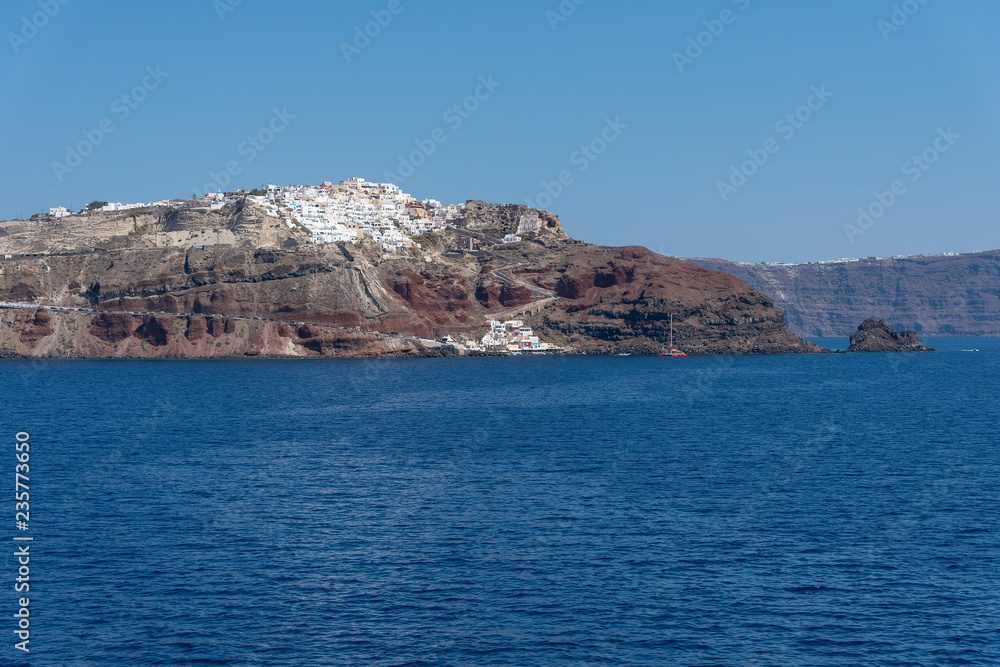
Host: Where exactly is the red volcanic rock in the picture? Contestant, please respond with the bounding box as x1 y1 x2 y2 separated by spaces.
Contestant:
278 323 293 337
529 245 822 354
475 279 500 309
207 317 227 338
135 315 173 347
326 311 363 328
88 313 137 343
185 316 207 341
387 269 473 314
297 324 321 339
224 317 237 334
556 260 637 299
18 309 53 345
194 289 240 316
499 284 532 308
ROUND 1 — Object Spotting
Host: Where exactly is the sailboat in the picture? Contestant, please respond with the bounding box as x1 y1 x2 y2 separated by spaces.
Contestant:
660 314 688 357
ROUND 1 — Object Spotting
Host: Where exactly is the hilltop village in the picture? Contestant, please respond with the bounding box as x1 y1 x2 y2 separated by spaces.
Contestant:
43 178 541 254
12 178 562 355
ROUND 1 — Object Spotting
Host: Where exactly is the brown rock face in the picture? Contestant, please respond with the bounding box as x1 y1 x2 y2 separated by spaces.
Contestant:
847 319 934 352
526 245 822 354
135 315 174 347
185 316 207 341
499 284 533 308
18 309 53 345
297 325 321 339
387 269 474 314
88 313 137 343
207 317 227 338
460 201 565 237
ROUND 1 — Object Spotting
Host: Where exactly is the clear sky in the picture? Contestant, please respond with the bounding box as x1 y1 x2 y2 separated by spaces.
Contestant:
1 0 997 262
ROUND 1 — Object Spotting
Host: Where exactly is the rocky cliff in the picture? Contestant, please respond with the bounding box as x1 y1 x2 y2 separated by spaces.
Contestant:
688 252 1000 337
846 319 934 352
0 200 821 358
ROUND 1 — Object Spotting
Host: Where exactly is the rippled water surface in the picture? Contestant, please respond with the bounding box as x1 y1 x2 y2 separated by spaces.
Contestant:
3 342 1000 665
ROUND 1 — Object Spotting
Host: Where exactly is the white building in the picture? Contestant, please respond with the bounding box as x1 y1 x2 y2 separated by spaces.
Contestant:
518 214 540 234
243 179 450 253
49 206 71 218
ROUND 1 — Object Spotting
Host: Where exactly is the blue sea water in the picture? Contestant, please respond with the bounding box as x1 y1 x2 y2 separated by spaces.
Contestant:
2 341 1000 666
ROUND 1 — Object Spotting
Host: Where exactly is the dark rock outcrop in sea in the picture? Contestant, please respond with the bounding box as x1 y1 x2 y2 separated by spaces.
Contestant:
846 319 935 352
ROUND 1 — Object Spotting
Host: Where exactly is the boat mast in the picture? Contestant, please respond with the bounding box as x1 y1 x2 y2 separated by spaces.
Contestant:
669 313 673 350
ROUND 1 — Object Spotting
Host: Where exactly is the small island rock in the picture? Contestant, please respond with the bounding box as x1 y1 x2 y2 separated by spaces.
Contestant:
847 319 934 352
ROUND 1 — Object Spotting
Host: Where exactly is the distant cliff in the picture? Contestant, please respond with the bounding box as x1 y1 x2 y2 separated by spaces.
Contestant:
688 251 1000 337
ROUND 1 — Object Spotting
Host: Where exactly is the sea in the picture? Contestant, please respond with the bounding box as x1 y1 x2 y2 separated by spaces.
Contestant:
2 339 999 666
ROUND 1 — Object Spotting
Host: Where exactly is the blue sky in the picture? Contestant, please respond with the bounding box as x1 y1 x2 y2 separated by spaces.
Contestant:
1 0 997 262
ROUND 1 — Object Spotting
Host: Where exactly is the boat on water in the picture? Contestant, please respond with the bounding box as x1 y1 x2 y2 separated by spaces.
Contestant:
961 349 980 352
660 314 688 357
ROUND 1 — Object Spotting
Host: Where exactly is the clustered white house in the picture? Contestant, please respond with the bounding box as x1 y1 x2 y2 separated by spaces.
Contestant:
44 177 499 255
246 178 462 252
99 202 150 212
